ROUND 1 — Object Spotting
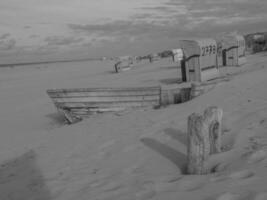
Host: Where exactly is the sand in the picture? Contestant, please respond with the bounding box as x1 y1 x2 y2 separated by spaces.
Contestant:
0 53 267 199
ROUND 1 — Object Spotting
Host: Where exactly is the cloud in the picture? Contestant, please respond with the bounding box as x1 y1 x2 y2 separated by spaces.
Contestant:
129 0 267 37
0 38 16 50
164 0 267 24
33 45 59 55
44 35 84 46
29 34 39 38
23 25 31 29
1 0 267 62
68 0 267 42
0 33 11 40
68 20 176 39
69 22 132 36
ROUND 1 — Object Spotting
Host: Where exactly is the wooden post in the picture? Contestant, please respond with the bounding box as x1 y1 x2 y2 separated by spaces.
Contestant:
187 106 223 174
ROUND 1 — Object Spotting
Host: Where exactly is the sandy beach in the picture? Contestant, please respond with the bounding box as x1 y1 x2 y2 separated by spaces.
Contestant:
1 52 267 200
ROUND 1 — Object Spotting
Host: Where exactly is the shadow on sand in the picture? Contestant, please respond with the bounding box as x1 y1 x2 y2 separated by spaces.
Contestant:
159 65 180 70
163 128 187 146
159 78 182 85
140 138 187 174
0 150 52 200
46 112 67 126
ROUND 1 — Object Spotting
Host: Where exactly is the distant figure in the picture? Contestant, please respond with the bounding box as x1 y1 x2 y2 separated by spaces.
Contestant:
149 55 152 63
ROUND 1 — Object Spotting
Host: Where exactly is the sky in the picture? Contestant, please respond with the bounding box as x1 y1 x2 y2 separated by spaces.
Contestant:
0 0 267 63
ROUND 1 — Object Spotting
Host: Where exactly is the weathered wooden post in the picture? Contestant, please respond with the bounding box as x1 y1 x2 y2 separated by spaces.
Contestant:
187 106 223 174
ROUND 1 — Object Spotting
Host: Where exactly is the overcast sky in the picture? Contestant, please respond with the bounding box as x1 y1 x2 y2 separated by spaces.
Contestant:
0 0 267 63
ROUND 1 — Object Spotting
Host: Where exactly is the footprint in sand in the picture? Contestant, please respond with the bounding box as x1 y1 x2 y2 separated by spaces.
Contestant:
95 151 111 160
101 182 122 192
144 173 182 184
98 139 117 150
159 174 183 183
229 170 254 180
247 150 267 164
209 174 228 182
123 162 144 174
95 140 118 159
154 182 177 193
254 192 267 200
213 162 229 173
135 189 156 200
214 191 257 200
89 180 106 188
177 178 205 191
216 192 240 200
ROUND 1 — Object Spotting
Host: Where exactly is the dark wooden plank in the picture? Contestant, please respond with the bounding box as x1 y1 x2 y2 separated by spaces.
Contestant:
51 95 160 103
71 107 126 114
47 90 160 98
47 86 160 93
55 100 160 109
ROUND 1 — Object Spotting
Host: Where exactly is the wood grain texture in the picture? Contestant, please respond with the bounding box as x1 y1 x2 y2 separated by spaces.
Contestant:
187 106 223 174
47 86 161 123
